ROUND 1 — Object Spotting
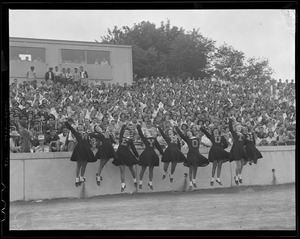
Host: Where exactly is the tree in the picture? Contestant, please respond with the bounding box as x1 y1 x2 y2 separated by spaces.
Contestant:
244 57 274 83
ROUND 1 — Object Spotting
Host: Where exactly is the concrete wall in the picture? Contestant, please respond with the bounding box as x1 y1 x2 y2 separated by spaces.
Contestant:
10 146 295 202
9 37 133 85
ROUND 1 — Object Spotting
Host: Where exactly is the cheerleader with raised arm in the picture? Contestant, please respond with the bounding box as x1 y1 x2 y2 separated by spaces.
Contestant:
156 125 186 183
175 125 209 190
112 123 139 192
136 124 164 190
243 122 263 166
89 124 118 186
200 126 230 186
65 121 97 187
228 118 247 185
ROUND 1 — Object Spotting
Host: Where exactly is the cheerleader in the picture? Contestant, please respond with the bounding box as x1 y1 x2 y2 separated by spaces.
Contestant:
112 124 139 192
228 118 247 185
136 124 164 190
64 121 97 187
89 124 118 186
243 123 263 165
175 125 209 190
200 126 229 186
156 125 186 183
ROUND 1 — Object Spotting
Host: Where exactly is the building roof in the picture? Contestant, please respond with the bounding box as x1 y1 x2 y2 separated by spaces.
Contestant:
9 37 132 49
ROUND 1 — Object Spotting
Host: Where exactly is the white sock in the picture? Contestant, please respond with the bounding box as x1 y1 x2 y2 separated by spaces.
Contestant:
192 179 196 184
170 174 173 178
96 175 100 180
80 176 84 181
149 181 152 186
189 181 193 186
133 178 137 183
217 178 220 181
122 183 125 188
164 171 168 176
139 180 142 185
238 174 242 179
211 178 214 181
75 177 79 182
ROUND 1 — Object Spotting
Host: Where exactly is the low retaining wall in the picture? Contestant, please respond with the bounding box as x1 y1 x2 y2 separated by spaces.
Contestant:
10 146 295 202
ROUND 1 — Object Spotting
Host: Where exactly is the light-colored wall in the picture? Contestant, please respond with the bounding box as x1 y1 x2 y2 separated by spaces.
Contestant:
10 146 295 202
9 38 133 85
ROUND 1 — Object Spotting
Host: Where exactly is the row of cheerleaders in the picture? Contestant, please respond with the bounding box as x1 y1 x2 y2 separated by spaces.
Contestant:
65 118 262 192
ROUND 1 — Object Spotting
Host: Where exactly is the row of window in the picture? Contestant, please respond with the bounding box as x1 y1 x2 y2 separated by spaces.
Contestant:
10 47 111 65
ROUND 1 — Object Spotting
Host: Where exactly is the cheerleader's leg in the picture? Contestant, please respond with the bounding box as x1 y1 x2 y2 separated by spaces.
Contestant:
192 166 198 188
162 162 169 179
139 166 146 189
98 158 109 180
81 161 88 177
217 161 222 179
128 165 137 187
170 161 177 182
188 166 193 190
216 161 223 185
148 166 154 190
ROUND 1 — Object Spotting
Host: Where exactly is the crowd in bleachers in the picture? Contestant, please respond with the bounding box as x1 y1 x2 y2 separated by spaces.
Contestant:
9 65 296 153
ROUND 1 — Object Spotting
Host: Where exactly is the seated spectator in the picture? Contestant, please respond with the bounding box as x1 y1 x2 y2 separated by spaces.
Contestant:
10 130 21 153
266 131 277 146
35 134 50 152
258 132 269 146
58 127 69 151
276 130 288 145
285 128 295 145
45 127 60 152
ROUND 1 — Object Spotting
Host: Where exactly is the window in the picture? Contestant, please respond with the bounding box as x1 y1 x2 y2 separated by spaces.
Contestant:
86 50 110 65
61 49 85 64
10 47 45 62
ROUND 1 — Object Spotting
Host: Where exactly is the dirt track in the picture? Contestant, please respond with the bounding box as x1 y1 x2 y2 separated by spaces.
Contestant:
10 183 295 230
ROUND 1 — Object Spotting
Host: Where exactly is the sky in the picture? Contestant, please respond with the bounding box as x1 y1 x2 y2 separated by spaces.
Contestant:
9 10 295 81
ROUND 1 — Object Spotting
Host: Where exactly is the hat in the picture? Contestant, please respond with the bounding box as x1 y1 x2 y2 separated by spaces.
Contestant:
38 135 45 140
26 111 34 117
13 113 21 118
39 104 46 109
10 131 20 137
74 67 78 69
48 114 55 120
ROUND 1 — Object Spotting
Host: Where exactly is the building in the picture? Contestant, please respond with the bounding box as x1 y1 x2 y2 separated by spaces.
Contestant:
9 37 133 85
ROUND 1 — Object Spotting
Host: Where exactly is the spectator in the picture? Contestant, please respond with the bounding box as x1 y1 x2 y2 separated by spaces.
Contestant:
58 127 69 151
266 131 277 146
35 134 50 152
45 67 55 84
10 130 21 153
45 127 60 152
276 129 288 145
26 66 37 88
18 121 33 153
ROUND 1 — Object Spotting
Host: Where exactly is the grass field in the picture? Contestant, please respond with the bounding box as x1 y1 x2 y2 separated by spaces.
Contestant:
10 183 295 230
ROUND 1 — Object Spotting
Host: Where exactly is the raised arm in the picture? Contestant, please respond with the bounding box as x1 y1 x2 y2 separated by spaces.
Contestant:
129 140 139 158
154 139 164 156
174 126 188 142
109 133 116 144
177 138 182 150
221 136 228 149
119 124 126 143
64 122 80 140
200 127 212 141
136 125 147 143
157 126 168 142
228 118 236 136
